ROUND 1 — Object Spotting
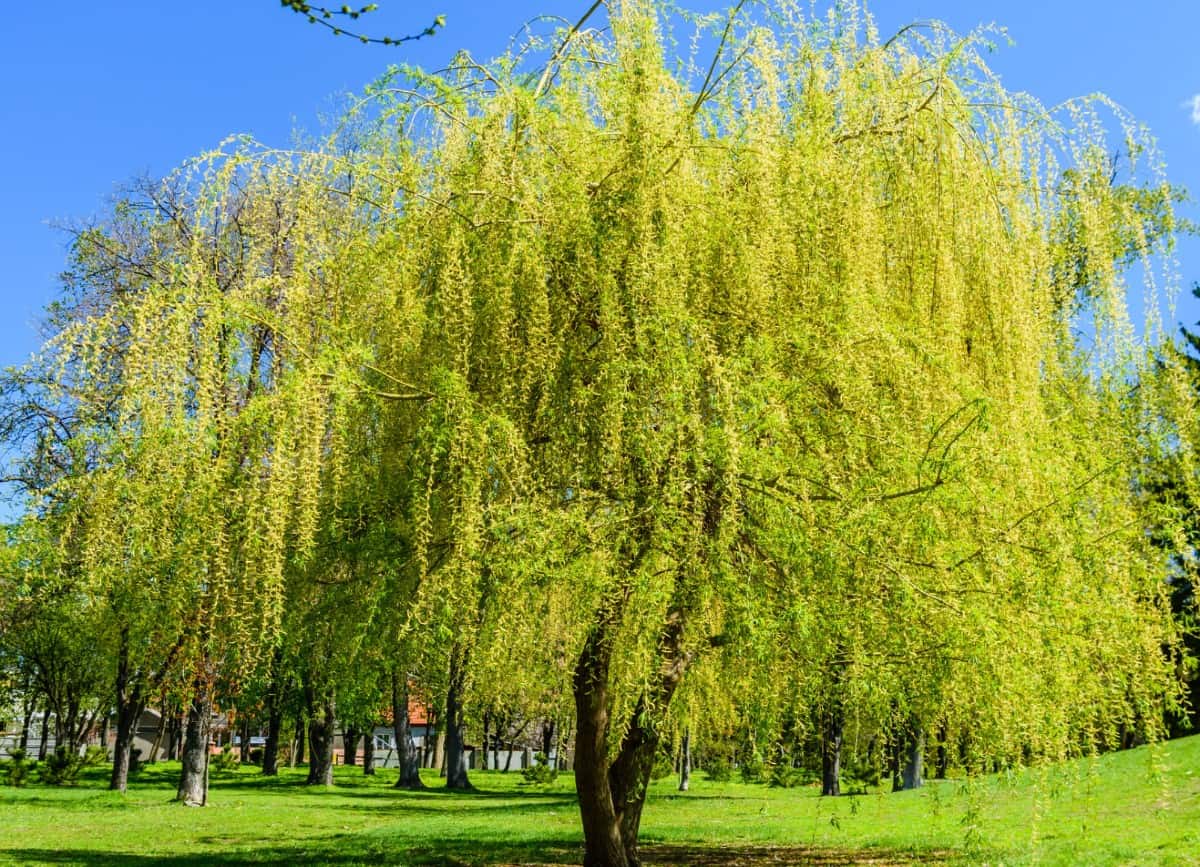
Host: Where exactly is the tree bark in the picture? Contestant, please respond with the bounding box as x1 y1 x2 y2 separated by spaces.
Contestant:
38 703 50 760
262 682 284 775
392 671 424 789
305 691 336 786
109 636 145 792
147 705 168 764
444 646 471 790
900 720 925 790
362 729 376 775
678 729 690 792
343 728 359 767
176 685 213 806
821 702 843 797
18 697 34 752
294 712 306 765
238 717 252 764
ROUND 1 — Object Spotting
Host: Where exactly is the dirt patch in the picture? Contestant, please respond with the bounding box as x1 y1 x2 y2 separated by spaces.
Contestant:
498 844 954 866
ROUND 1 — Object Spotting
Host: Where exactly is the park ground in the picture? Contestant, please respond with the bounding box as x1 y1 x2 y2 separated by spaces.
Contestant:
1 735 1199 866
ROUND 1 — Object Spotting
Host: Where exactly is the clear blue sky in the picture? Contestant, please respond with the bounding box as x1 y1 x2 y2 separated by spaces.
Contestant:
1 0 1197 370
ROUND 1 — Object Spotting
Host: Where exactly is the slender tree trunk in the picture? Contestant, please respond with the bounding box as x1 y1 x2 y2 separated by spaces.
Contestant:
821 700 843 797
362 729 376 775
18 697 34 752
392 671 423 789
294 712 306 765
900 720 925 790
542 719 555 760
176 684 213 806
482 713 491 770
238 717 251 764
262 678 284 775
935 721 949 780
109 641 145 793
147 705 168 764
678 729 690 792
444 647 471 790
343 728 359 767
305 691 336 787
38 704 51 760
573 632 629 867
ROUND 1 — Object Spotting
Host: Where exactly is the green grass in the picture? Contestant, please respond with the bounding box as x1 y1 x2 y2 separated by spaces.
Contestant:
1 735 1199 865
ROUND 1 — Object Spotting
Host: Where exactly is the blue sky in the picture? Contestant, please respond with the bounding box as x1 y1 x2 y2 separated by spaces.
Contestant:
1 0 1197 370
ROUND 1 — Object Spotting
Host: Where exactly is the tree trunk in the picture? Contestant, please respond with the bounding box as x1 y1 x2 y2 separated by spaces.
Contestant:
821 703 843 797
238 717 251 764
935 721 949 780
147 705 168 764
573 632 630 867
176 685 213 806
262 689 284 775
109 636 145 792
306 692 336 787
294 712 306 765
362 729 376 775
18 697 35 752
900 720 925 790
38 703 51 760
343 728 359 767
678 729 691 792
444 647 471 790
392 671 424 789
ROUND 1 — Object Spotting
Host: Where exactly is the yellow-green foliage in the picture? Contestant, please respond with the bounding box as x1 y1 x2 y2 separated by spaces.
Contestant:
23 0 1193 768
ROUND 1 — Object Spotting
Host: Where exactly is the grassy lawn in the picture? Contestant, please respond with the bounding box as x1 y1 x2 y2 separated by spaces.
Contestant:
1 735 1198 866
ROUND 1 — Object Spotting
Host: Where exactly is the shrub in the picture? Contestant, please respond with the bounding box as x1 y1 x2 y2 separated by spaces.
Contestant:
650 750 673 781
2 748 35 787
211 746 240 774
739 754 766 784
521 751 558 785
82 746 108 767
40 745 85 785
704 757 732 782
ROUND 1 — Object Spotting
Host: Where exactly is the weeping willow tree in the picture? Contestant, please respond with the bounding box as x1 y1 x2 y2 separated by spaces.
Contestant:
342 3 1189 864
16 0 1193 862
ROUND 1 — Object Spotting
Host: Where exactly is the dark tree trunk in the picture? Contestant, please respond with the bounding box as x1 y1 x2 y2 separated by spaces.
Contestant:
482 713 491 770
444 647 471 790
900 720 925 790
678 729 691 792
176 685 213 806
147 706 168 764
305 692 336 787
18 696 35 752
294 712 306 765
392 671 424 789
238 718 252 764
821 701 843 797
935 721 949 780
343 728 359 767
38 704 51 760
262 687 284 775
573 632 630 867
542 719 555 760
362 730 376 775
109 637 145 793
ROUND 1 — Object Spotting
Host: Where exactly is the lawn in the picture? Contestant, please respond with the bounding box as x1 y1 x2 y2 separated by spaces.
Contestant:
1 735 1198 866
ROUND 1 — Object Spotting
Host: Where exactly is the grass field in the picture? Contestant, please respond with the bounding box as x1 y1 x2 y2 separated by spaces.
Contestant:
1 735 1198 866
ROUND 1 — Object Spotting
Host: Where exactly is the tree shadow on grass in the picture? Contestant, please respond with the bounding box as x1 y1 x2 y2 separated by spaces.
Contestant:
0 841 957 866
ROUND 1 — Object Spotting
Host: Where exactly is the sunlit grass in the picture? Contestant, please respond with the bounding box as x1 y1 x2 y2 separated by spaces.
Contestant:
1 734 1198 865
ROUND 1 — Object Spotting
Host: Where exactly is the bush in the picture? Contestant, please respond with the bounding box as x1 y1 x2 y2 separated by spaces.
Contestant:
521 751 558 785
2 748 35 787
40 745 86 785
81 746 108 767
739 754 766 784
768 762 809 788
704 757 732 782
211 746 240 774
249 747 264 765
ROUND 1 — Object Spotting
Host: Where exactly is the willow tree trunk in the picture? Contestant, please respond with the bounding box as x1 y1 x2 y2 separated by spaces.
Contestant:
110 637 145 792
444 647 471 790
262 699 283 775
343 728 359 767
392 671 423 789
900 720 925 791
362 730 376 775
306 693 336 787
821 702 843 797
678 729 690 792
176 686 213 806
18 698 34 752
37 707 50 760
239 718 251 764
